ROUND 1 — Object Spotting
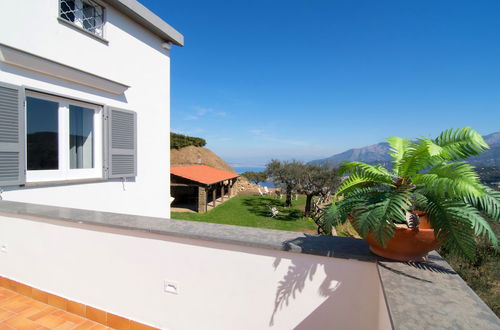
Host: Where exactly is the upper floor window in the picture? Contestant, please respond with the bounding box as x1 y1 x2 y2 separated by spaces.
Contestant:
59 0 105 37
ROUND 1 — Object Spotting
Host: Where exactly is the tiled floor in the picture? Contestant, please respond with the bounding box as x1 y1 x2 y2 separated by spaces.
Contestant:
0 287 111 329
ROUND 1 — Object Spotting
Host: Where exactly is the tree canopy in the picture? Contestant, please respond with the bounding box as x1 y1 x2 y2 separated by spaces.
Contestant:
241 171 267 185
170 132 206 149
266 160 340 211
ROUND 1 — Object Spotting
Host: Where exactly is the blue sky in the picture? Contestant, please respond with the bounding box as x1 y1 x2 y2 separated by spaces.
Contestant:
141 0 500 166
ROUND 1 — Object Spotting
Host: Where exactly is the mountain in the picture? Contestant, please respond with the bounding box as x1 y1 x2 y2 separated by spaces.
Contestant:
310 131 500 168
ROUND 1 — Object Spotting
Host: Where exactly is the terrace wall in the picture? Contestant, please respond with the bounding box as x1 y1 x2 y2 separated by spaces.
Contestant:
0 212 388 330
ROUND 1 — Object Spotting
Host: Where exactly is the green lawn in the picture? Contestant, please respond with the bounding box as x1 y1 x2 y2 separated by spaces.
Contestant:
171 195 317 232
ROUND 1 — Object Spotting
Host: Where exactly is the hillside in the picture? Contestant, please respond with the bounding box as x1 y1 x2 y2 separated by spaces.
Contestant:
310 131 500 168
170 146 236 173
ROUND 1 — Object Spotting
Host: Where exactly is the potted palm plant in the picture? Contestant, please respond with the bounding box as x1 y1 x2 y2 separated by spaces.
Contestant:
324 127 500 261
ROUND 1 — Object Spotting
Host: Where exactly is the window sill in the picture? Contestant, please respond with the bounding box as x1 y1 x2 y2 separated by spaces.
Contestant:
57 17 109 45
25 178 106 188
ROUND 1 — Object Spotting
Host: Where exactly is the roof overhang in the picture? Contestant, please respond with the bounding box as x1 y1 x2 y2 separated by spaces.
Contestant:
103 0 184 46
0 43 129 95
171 165 240 185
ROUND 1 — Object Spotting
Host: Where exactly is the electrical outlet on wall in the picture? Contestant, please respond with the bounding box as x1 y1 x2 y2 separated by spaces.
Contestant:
164 280 179 295
1 244 7 253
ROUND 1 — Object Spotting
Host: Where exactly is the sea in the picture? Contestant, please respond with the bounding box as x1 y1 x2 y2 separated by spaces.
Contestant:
232 166 275 188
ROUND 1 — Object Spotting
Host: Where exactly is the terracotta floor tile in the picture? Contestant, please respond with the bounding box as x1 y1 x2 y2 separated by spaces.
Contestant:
0 277 9 288
73 320 100 330
90 324 111 330
47 294 67 310
30 289 48 304
129 321 158 330
27 307 57 322
0 308 15 321
26 300 50 311
107 313 130 329
18 306 48 319
6 280 18 293
54 321 77 329
60 311 86 324
86 306 107 324
0 284 153 330
35 313 66 328
0 289 16 302
4 314 40 330
16 283 32 297
67 300 86 317
1 296 32 313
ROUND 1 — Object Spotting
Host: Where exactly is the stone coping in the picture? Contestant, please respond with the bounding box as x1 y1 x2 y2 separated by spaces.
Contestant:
378 252 500 329
0 200 498 329
0 200 375 262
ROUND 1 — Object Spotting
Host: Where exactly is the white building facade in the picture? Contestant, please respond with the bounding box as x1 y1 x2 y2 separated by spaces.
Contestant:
0 0 183 218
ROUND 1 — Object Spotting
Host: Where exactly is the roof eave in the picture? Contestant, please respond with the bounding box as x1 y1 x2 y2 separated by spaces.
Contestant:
103 0 184 46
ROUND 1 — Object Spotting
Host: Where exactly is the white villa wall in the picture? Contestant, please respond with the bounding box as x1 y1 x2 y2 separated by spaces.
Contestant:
0 215 390 330
0 0 172 217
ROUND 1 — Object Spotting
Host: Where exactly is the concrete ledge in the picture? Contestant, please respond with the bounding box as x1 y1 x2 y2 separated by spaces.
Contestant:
0 200 375 262
378 252 500 329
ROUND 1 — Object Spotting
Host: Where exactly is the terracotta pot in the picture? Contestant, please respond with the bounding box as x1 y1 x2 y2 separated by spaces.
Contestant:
354 211 442 261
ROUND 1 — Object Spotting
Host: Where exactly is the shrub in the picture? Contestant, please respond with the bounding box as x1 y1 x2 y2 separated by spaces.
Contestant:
171 132 206 149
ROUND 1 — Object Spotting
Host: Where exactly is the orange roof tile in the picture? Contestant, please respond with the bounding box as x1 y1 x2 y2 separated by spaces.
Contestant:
171 165 239 185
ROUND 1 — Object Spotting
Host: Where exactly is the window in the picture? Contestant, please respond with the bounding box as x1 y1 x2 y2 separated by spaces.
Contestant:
0 81 138 187
59 0 105 37
25 92 103 182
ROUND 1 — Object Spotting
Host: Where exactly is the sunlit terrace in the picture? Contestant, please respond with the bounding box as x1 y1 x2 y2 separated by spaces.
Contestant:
0 200 498 330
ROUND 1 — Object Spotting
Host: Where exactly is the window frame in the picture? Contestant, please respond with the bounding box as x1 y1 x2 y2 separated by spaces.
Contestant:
25 91 103 183
58 0 106 39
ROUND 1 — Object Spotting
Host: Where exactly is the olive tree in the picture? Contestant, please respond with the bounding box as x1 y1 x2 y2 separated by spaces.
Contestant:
266 160 304 207
241 171 267 185
299 164 341 217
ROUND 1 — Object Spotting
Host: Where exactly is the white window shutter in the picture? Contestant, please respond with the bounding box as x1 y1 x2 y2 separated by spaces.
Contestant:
105 106 137 178
0 82 25 186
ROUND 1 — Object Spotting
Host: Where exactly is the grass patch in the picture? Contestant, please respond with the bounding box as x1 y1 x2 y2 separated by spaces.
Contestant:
171 195 317 232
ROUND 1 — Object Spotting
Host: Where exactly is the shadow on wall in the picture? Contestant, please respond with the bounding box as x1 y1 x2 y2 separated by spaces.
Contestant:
269 235 383 330
269 255 339 328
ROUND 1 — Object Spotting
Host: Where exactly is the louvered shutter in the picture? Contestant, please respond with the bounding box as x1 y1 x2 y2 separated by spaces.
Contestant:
0 82 25 186
105 106 137 178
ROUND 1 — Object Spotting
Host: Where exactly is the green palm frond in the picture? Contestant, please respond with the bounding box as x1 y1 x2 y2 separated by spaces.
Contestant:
336 171 393 196
339 162 393 179
387 136 411 176
324 187 376 227
435 127 489 161
397 141 434 176
464 205 498 248
412 162 484 199
423 197 477 260
353 189 411 245
463 186 500 221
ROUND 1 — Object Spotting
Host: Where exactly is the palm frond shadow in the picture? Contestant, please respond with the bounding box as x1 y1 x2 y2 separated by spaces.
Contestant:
403 261 457 274
269 255 338 326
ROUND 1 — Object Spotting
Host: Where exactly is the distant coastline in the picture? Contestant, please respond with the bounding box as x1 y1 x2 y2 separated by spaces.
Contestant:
233 166 265 174
233 166 275 188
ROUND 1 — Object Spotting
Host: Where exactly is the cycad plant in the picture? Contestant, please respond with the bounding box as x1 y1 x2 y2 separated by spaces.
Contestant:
324 127 500 260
